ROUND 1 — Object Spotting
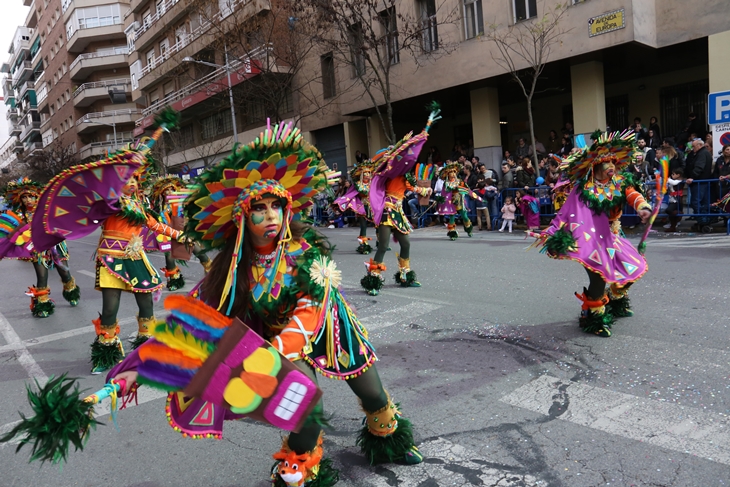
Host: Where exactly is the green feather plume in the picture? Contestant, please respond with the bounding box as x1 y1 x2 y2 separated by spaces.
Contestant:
153 107 181 132
0 375 100 465
90 339 124 372
62 285 80 306
31 300 55 318
357 414 416 465
543 227 577 256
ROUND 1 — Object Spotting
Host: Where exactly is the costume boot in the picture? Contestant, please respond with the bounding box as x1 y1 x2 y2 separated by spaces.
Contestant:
131 315 156 350
271 433 339 487
61 277 80 306
606 283 633 318
361 259 386 296
356 236 372 254
394 257 420 288
447 223 458 240
463 219 473 237
576 290 613 337
26 286 54 318
91 317 125 375
356 392 423 465
163 267 185 291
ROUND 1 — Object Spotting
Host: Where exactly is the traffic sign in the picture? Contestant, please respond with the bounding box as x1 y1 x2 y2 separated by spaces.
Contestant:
708 91 730 124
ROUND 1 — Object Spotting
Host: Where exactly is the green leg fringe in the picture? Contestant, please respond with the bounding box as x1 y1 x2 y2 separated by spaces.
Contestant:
271 457 340 487
62 286 80 307
580 311 614 338
32 299 55 318
361 274 384 295
607 295 633 318
357 416 422 465
130 334 150 350
394 270 419 288
90 338 124 374
356 243 372 255
167 274 185 291
447 230 458 240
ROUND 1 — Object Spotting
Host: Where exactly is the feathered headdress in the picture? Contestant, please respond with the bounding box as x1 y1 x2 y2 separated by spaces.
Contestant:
439 161 461 179
1 177 44 208
151 175 185 205
184 119 327 312
349 159 378 181
560 130 637 183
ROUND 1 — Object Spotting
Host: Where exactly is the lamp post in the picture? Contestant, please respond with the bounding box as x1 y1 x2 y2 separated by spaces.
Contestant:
182 45 239 144
82 115 117 153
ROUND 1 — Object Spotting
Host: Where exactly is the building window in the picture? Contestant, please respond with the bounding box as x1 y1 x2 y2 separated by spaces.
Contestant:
159 39 169 58
463 0 483 39
146 48 155 66
176 125 194 149
320 52 336 99
348 23 366 78
379 7 399 65
420 0 438 51
513 0 537 23
201 109 233 139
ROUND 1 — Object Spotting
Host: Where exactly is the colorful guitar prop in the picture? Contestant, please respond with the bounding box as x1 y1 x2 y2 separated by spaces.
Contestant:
637 155 670 255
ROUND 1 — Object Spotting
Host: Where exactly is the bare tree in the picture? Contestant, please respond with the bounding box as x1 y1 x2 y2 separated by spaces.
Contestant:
298 0 458 144
159 125 232 171
25 141 79 183
486 2 570 167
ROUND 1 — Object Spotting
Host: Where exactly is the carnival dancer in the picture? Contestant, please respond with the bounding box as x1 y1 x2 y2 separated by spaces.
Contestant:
531 131 651 337
334 159 378 254
435 162 475 240
29 109 185 372
360 105 440 296
148 175 212 290
0 178 80 317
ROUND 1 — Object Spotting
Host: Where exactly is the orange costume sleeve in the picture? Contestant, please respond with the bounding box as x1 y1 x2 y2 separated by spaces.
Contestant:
145 214 182 240
270 294 319 360
625 187 651 212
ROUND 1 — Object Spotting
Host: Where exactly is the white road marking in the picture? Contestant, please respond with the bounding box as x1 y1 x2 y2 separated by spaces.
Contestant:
76 269 95 278
0 310 47 382
359 301 442 331
364 437 540 486
501 374 730 465
0 317 137 354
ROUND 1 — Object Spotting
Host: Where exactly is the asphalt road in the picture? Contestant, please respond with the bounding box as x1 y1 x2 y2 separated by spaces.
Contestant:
0 225 728 487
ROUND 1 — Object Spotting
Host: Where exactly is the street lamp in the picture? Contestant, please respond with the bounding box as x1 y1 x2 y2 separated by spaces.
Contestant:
83 114 117 153
182 46 239 144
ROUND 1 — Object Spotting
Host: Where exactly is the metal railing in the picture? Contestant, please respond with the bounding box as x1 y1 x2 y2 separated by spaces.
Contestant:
12 61 32 84
134 0 181 41
27 141 43 152
76 108 142 126
139 0 251 80
36 85 48 104
73 78 131 98
18 80 35 99
69 47 129 71
5 108 19 120
68 18 123 41
61 0 72 14
19 121 41 140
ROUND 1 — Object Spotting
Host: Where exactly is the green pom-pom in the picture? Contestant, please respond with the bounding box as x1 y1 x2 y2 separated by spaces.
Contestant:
130 334 150 350
607 295 633 318
426 100 440 112
167 273 185 291
357 414 418 465
32 300 55 318
361 274 384 292
356 243 372 254
153 107 181 131
62 285 80 306
90 339 124 373
394 270 419 287
581 311 614 337
433 194 445 204
0 374 100 464
544 228 577 256
638 241 647 255
447 230 458 240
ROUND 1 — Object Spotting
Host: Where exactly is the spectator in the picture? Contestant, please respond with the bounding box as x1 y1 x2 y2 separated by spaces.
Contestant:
515 189 540 231
502 150 514 165
705 134 715 158
427 146 443 166
546 130 560 154
499 196 516 233
563 122 574 136
637 138 657 171
462 165 478 224
713 144 730 201
355 150 365 164
647 129 661 150
499 162 514 191
664 169 685 232
515 157 537 189
474 178 492 231
537 155 549 179
529 138 547 159
662 144 685 176
685 139 713 229
678 112 707 146
476 159 500 184
451 143 462 161
558 135 573 157
649 116 661 141
628 152 650 182
466 139 474 159
546 158 561 187
515 138 530 160
631 117 648 143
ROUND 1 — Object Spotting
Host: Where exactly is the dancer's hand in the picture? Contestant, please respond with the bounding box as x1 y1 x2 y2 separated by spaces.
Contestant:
638 209 651 223
113 371 138 394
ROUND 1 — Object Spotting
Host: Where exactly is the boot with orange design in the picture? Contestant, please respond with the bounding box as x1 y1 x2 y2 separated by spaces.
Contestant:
606 283 633 318
576 290 614 337
356 392 423 465
447 222 458 240
26 286 54 318
360 259 386 296
271 433 339 487
163 266 185 291
91 317 125 375
356 236 372 254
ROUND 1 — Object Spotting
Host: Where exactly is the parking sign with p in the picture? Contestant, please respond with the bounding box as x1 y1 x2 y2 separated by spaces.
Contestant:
708 91 730 124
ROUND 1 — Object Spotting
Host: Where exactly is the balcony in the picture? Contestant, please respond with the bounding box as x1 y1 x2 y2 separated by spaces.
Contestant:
67 21 125 53
20 121 41 141
76 109 142 134
6 108 19 121
36 84 48 106
0 152 18 170
12 61 33 85
133 0 184 50
18 80 35 101
3 79 15 102
18 101 38 116
10 123 21 137
73 78 131 107
13 140 24 154
27 141 44 156
78 139 133 159
70 47 129 81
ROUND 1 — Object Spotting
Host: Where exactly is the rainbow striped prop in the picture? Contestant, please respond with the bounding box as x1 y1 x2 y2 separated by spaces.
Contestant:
415 163 435 181
638 155 670 255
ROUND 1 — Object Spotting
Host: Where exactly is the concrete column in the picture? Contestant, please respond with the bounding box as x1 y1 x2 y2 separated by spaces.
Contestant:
709 30 730 93
570 61 606 136
366 115 388 157
343 120 368 169
470 86 502 170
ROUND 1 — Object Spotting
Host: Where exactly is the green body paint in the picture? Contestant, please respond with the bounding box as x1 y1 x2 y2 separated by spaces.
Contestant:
251 213 265 225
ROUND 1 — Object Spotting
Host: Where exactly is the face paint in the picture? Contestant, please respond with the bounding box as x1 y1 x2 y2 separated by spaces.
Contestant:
21 194 37 209
122 178 138 196
246 196 284 245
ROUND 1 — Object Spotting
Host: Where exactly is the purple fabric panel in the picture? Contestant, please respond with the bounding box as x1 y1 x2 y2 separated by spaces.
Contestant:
200 362 230 405
106 341 146 382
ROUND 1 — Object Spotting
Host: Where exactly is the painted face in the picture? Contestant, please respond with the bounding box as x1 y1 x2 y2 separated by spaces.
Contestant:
361 170 371 184
122 178 139 196
246 196 284 241
448 173 456 182
21 193 37 209
597 162 616 179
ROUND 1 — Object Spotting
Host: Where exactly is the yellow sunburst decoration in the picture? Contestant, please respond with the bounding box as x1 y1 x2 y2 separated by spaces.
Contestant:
309 257 341 289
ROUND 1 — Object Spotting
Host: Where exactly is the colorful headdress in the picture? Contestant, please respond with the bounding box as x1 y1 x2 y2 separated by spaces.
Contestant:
151 175 185 204
349 159 378 181
561 130 638 183
184 120 327 312
1 177 44 208
439 161 461 179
